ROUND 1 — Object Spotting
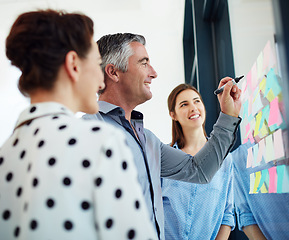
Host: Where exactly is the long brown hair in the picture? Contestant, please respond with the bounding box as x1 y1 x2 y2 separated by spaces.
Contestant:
168 84 207 148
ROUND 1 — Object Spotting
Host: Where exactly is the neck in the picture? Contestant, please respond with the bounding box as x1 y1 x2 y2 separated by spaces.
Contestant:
30 74 78 113
181 126 207 156
99 90 136 122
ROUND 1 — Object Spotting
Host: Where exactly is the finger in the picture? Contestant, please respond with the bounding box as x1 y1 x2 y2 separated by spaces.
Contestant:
218 77 233 88
222 80 234 96
231 85 237 93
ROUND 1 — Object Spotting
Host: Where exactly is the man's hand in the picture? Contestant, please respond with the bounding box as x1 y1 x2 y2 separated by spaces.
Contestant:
217 77 242 118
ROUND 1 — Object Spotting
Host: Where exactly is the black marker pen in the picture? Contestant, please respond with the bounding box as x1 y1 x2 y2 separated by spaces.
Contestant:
214 75 244 95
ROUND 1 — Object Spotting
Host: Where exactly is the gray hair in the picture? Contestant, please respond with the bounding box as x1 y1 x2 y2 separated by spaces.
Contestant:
97 33 146 72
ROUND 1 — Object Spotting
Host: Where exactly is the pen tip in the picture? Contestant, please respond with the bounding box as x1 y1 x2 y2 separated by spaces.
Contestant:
235 75 244 83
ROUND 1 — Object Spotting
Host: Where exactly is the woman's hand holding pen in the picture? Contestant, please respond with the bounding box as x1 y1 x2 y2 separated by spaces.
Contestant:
217 77 242 118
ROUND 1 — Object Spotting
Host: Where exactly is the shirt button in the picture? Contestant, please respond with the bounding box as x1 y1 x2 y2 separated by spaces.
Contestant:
154 207 157 212
185 231 189 235
233 122 237 126
188 211 192 216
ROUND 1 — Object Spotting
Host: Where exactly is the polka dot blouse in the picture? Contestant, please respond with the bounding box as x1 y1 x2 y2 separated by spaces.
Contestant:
0 102 157 240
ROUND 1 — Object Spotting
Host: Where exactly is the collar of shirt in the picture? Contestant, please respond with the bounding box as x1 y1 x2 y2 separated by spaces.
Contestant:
15 102 74 130
98 101 143 118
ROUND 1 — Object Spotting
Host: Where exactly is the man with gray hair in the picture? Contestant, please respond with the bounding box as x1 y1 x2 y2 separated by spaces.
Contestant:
83 33 242 239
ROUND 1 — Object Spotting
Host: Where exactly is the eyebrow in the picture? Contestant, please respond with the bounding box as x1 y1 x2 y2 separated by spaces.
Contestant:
178 97 200 106
138 57 149 63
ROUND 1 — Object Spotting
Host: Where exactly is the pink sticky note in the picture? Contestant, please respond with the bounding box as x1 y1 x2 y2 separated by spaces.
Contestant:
248 132 255 144
245 122 251 136
273 129 285 159
268 166 277 193
268 97 283 126
247 147 253 168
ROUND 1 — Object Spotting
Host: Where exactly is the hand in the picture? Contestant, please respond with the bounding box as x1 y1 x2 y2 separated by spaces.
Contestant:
217 77 242 118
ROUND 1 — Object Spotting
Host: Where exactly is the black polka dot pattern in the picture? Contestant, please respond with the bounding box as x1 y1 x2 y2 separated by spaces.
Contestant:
0 103 157 239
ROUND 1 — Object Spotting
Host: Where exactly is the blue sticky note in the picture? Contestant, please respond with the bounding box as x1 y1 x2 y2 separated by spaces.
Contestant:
265 68 282 97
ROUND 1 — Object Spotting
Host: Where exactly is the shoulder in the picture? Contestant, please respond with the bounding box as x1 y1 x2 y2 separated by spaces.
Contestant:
63 115 126 141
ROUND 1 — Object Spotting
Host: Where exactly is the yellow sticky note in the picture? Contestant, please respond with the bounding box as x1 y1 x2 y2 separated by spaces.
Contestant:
254 171 261 193
254 112 262 137
260 123 269 138
266 89 275 102
260 184 268 193
259 77 266 93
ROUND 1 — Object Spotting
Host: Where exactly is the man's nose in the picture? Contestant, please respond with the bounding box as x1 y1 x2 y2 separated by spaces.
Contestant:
149 65 158 79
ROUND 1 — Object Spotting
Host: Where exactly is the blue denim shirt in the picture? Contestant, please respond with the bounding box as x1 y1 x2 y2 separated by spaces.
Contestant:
161 143 235 240
83 101 241 240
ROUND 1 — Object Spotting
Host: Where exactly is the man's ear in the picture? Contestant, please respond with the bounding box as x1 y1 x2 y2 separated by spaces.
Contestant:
105 64 120 82
169 112 177 121
64 51 80 82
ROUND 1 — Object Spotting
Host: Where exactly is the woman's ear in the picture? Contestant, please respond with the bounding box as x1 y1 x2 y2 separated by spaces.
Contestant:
105 64 120 82
169 112 177 121
64 51 80 82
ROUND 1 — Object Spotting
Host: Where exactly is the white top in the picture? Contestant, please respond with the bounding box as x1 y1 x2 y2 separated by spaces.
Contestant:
0 102 157 240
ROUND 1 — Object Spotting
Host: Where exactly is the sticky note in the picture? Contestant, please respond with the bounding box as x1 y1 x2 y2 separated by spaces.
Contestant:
249 173 255 194
273 129 285 160
262 41 271 73
254 112 262 137
247 147 253 168
257 52 264 79
253 171 261 193
266 68 282 97
281 165 289 193
251 62 258 90
265 134 274 163
260 169 269 193
253 144 259 167
259 77 266 93
268 166 277 193
257 138 265 163
257 169 268 193
268 97 283 127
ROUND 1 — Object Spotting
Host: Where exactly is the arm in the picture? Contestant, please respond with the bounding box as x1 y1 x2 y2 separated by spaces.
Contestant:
94 129 158 239
216 156 235 240
215 225 232 240
161 112 241 183
243 225 267 240
161 77 241 183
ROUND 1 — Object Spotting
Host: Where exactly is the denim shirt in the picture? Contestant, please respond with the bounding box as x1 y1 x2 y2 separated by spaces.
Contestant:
161 143 235 240
83 101 241 240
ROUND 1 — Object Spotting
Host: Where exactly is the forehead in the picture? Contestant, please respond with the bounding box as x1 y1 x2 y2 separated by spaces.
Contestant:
176 89 200 102
129 41 149 60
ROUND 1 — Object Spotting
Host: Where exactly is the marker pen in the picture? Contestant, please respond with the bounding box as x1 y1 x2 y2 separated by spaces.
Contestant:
214 75 244 95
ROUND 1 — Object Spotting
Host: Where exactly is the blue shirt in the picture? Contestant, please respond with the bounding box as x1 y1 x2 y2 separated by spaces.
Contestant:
83 101 241 240
161 143 235 240
232 142 289 240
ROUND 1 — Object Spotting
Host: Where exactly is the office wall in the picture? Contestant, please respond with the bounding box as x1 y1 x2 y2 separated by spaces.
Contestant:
0 0 185 146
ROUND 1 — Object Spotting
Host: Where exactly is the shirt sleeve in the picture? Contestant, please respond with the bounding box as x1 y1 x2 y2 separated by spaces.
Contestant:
161 112 241 183
232 143 257 231
221 155 236 229
92 128 158 240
